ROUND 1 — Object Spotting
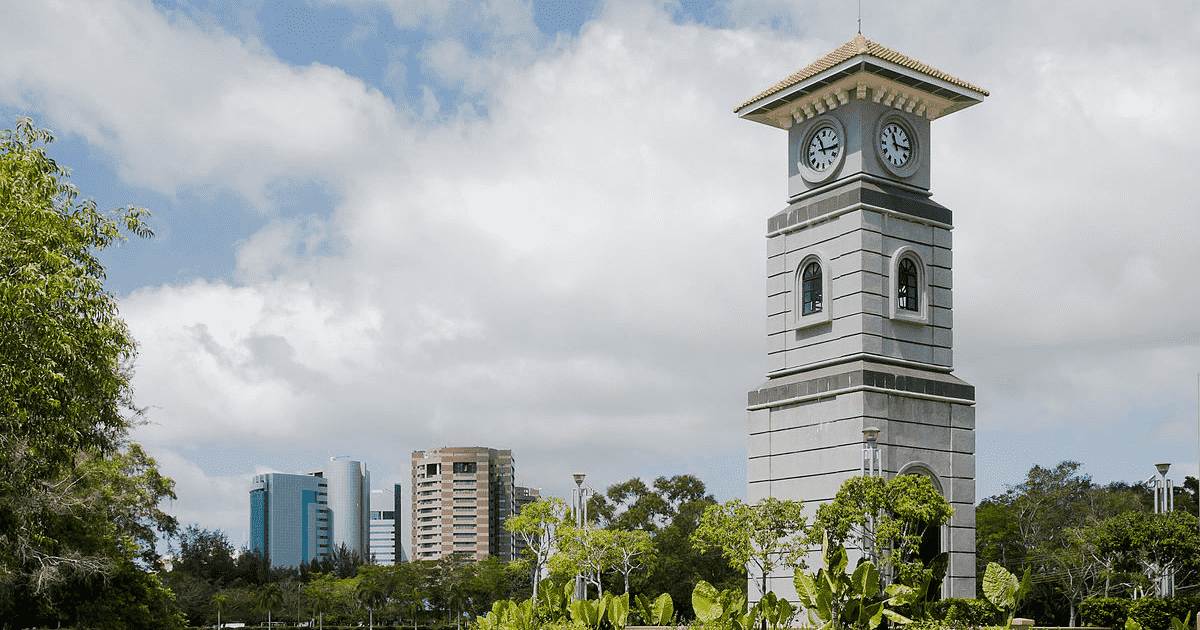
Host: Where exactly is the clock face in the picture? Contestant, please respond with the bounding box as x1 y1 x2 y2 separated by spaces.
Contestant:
879 122 912 167
806 126 841 171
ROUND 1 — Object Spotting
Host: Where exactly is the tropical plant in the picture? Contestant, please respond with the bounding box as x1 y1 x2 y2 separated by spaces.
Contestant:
254 582 283 626
793 539 910 630
505 497 569 600
982 562 1032 628
633 592 674 626
691 579 757 630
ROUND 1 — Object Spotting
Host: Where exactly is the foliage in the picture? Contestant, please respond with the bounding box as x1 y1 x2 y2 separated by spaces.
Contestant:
810 474 952 586
793 540 910 630
633 592 675 626
0 117 182 628
550 525 616 597
929 597 999 626
1084 510 1200 598
505 496 568 599
1083 596 1200 630
592 475 742 617
976 461 1148 625
982 562 1032 628
691 579 756 630
692 496 807 595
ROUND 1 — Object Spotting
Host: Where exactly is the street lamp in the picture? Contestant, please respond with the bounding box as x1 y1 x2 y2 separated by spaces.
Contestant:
570 473 593 601
1150 463 1175 596
862 427 881 478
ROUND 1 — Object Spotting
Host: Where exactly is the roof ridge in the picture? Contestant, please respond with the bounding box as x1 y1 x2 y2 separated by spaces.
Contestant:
737 35 988 113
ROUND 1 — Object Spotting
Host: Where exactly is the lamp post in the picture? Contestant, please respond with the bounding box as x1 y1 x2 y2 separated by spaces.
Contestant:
862 427 881 478
1151 463 1175 596
861 428 881 566
570 473 593 601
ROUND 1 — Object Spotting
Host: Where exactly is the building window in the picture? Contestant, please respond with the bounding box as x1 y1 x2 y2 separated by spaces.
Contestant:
801 262 822 315
453 461 477 474
898 258 919 311
888 247 929 324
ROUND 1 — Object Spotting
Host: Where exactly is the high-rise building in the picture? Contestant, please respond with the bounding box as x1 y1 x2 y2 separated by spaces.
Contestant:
368 485 402 565
249 473 330 568
249 458 371 568
411 447 516 561
512 486 540 561
309 457 370 560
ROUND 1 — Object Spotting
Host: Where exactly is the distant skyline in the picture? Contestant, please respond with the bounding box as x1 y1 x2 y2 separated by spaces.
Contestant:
1 0 1198 549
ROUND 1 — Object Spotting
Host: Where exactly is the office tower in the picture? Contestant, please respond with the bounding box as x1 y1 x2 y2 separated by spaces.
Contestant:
368 485 401 565
249 472 330 568
309 457 370 560
411 447 516 561
512 486 540 561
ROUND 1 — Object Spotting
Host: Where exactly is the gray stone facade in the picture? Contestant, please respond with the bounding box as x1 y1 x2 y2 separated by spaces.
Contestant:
736 34 987 603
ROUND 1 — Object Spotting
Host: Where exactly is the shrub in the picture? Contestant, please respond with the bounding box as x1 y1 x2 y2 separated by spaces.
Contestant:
931 597 1000 627
1082 597 1132 629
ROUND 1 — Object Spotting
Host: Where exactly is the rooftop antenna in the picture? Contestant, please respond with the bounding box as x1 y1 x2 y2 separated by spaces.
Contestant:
858 0 862 33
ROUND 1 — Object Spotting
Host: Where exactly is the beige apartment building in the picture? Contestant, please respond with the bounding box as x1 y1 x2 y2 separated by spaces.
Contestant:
410 447 517 561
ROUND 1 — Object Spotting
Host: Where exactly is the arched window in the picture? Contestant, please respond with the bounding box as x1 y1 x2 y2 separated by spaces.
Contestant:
801 262 822 315
898 257 919 312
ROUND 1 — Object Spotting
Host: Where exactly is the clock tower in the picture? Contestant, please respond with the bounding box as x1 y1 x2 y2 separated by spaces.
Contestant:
738 34 987 599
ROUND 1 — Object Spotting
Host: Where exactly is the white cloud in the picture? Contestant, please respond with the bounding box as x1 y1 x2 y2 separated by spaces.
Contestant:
4 0 1200 525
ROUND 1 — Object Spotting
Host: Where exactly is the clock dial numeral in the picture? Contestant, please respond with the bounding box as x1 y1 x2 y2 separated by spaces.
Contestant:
807 127 840 171
879 123 912 167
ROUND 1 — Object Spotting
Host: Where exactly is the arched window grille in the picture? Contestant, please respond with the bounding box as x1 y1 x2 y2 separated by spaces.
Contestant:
897 257 919 312
802 262 823 315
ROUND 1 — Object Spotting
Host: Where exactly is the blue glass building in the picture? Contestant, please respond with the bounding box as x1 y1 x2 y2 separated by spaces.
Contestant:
249 473 330 568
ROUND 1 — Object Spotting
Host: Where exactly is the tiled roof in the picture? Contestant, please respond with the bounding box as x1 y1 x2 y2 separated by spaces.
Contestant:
738 34 988 112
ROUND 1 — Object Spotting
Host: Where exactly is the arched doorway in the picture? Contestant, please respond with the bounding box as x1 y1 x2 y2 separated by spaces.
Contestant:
897 464 946 598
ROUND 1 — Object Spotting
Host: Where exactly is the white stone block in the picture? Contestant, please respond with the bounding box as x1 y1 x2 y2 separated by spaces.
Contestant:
767 349 786 373
932 306 953 329
861 229 883 255
949 526 976 553
933 227 952 248
950 502 975 528
747 480 770 502
933 347 953 367
882 215 934 246
771 444 862 479
881 337 934 364
933 326 952 349
748 409 770 434
946 577 974 599
862 209 884 230
766 330 786 354
932 266 952 290
766 292 787 318
766 272 788 297
748 432 771 457
947 551 975 579
864 391 889 416
890 419 951 450
933 245 952 268
748 457 770 483
951 478 975 505
885 319 935 345
951 453 976 480
889 446 950 479
951 405 975 429
951 428 975 454
881 236 934 263
933 287 953 309
767 252 787 276
767 313 787 335
768 234 785 257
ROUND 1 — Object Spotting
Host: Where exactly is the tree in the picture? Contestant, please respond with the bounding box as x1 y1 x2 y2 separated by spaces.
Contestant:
254 582 283 626
592 475 742 619
0 117 183 627
212 592 229 629
609 528 657 595
550 525 616 597
504 496 568 600
174 525 238 586
809 474 952 585
1084 510 1200 598
975 461 1148 625
692 497 808 597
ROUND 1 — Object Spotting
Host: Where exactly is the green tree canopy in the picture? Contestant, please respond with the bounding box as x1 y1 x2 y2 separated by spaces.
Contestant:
692 496 808 597
0 117 179 628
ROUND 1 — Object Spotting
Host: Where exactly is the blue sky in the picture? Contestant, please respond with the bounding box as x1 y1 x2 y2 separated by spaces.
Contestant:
2 0 1198 551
